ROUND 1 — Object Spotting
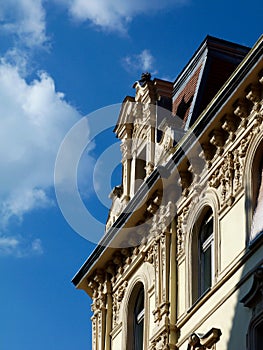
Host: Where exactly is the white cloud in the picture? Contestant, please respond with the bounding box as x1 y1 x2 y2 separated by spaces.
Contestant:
0 60 81 225
58 0 187 33
2 189 52 226
0 0 47 48
123 49 156 74
31 238 44 255
0 235 43 257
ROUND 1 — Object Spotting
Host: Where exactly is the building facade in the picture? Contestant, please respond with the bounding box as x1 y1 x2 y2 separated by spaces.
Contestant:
72 35 263 349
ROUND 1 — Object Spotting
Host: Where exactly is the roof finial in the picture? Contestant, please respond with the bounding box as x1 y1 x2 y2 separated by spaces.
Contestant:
139 72 151 86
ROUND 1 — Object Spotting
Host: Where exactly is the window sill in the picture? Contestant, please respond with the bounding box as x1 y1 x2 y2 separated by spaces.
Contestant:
187 287 212 313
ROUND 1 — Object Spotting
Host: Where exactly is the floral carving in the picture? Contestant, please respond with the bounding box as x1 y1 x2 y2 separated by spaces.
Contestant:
112 280 128 327
177 206 189 255
221 151 235 206
151 329 169 350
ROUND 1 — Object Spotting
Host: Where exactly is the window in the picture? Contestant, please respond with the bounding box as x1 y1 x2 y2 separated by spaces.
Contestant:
135 158 146 182
127 283 145 350
241 266 263 350
199 210 214 296
192 208 214 303
135 147 146 192
134 288 144 350
253 317 263 350
251 160 263 241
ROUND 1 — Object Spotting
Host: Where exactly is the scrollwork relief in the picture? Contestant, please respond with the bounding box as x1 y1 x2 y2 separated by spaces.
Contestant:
112 280 128 327
177 206 189 255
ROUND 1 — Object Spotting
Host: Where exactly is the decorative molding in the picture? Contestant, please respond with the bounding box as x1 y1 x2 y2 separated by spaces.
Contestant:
112 280 128 327
233 98 250 127
179 170 192 197
246 83 262 112
208 151 235 207
221 113 238 141
150 328 169 350
209 129 226 155
200 143 216 168
177 206 190 255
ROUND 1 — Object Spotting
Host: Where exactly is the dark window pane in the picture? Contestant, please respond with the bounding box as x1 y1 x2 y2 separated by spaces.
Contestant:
201 215 213 244
201 246 212 294
255 321 263 350
198 209 213 298
134 288 144 350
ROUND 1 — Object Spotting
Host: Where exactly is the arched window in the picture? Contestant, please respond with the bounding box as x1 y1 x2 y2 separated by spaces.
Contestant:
127 283 145 350
251 156 263 242
249 314 263 350
192 208 214 303
134 288 144 350
199 210 214 296
241 266 263 350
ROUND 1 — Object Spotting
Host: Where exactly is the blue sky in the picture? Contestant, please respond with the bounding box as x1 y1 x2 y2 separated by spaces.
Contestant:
0 1 262 349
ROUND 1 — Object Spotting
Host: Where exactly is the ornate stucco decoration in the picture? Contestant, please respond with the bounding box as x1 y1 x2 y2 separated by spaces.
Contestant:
150 329 169 350
133 72 156 103
112 280 128 327
177 205 190 256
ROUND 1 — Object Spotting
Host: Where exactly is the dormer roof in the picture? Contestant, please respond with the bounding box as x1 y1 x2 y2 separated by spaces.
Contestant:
172 35 250 129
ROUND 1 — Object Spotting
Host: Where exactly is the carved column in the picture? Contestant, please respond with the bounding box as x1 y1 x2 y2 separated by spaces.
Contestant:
89 279 99 350
90 270 107 350
130 152 137 196
112 280 128 328
104 276 112 350
169 215 178 349
159 229 171 318
121 139 132 201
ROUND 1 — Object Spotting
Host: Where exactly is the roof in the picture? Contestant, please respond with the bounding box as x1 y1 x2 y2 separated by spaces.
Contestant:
172 35 250 129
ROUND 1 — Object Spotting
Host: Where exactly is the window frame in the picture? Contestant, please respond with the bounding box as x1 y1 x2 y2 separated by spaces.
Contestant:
250 157 263 243
127 282 145 350
199 211 214 297
247 311 263 350
191 207 215 304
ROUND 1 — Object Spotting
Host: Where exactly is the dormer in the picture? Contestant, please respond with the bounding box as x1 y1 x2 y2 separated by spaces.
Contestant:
172 35 250 129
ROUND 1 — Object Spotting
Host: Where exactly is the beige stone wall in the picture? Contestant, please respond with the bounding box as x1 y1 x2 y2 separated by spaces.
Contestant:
219 196 246 273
